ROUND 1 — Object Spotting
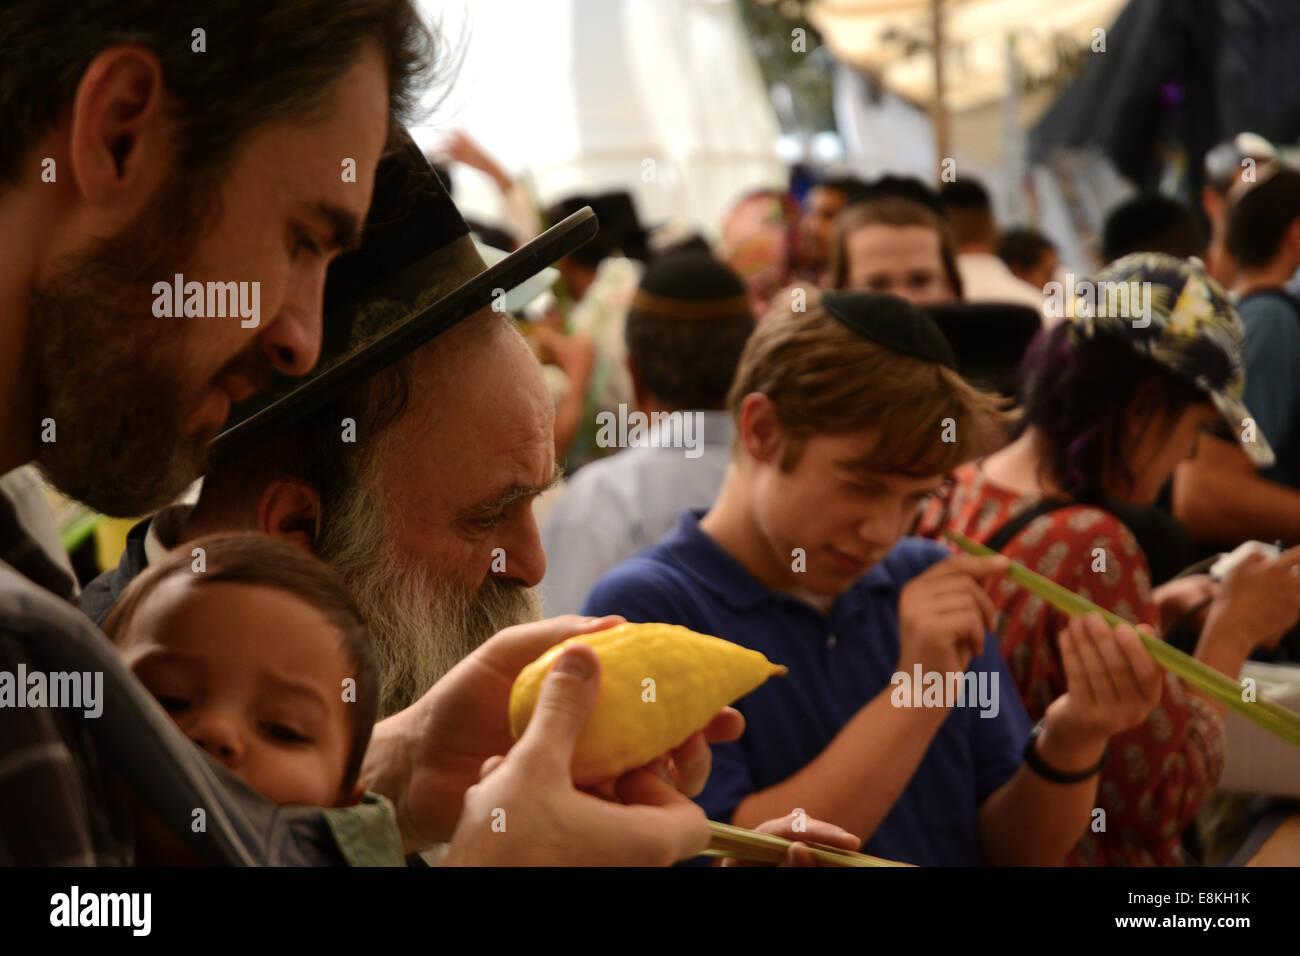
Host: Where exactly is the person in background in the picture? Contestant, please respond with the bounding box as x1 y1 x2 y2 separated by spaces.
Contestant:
939 178 1047 316
855 174 948 215
825 195 962 306
795 175 865 282
540 252 754 615
583 288 1168 866
916 254 1300 865
1174 168 1300 552
998 228 1059 293
541 192 647 466
1201 133 1279 286
1100 194 1207 264
431 129 542 248
717 188 801 320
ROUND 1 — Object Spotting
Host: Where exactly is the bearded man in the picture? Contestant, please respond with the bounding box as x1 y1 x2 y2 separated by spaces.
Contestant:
82 135 556 717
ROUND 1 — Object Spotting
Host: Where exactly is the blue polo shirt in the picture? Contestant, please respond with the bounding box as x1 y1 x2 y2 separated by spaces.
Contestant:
581 509 1033 867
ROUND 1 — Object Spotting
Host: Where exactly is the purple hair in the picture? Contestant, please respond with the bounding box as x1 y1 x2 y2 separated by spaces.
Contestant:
1014 323 1209 502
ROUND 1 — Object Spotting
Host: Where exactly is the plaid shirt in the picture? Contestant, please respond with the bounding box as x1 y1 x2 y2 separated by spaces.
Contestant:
0 494 134 865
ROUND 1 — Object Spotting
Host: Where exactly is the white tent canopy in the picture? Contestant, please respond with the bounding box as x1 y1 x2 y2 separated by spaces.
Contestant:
414 0 786 239
809 0 1126 114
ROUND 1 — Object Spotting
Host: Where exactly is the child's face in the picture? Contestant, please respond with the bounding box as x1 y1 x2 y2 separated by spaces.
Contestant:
751 428 946 596
116 577 360 807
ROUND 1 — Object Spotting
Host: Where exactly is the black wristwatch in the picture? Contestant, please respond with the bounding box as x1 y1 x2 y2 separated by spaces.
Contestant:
1022 720 1108 783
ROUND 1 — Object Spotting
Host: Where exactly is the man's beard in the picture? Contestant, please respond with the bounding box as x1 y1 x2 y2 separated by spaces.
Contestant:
27 170 270 516
318 460 542 718
346 550 542 717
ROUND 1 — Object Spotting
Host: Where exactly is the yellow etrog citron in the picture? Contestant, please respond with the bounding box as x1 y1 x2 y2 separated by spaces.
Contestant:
509 622 786 785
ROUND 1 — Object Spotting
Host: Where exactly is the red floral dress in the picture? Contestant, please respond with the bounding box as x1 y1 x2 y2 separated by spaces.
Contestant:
915 461 1225 866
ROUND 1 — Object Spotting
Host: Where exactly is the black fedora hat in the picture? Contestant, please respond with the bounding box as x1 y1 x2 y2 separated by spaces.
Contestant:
210 129 597 462
924 302 1041 398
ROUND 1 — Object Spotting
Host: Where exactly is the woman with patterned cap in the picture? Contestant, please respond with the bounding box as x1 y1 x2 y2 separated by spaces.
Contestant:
916 253 1300 865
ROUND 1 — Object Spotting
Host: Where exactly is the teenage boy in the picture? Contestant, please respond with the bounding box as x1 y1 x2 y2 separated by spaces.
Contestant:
583 289 1166 866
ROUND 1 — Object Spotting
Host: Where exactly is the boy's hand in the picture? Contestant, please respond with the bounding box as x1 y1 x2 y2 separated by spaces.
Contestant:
441 644 711 866
1037 613 1163 770
720 812 861 867
896 553 1009 678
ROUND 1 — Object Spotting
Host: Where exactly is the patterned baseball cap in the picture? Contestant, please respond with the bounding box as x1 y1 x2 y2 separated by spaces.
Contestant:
1070 251 1274 468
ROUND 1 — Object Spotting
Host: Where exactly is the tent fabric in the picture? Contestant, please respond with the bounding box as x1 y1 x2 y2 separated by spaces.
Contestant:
414 0 785 238
1031 0 1300 194
809 0 1127 113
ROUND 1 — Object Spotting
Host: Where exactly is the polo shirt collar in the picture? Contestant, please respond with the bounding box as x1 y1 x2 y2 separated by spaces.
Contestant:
666 509 770 610
666 509 900 613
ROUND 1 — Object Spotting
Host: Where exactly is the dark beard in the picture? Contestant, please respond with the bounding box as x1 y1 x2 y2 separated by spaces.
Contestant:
28 171 267 516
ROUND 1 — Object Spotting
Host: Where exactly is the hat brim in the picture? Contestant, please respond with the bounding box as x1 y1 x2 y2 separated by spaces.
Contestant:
1211 390 1276 469
471 238 559 313
210 206 597 463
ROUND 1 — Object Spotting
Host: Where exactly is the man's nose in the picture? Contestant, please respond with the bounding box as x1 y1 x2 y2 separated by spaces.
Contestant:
494 514 547 588
260 263 326 377
186 709 245 768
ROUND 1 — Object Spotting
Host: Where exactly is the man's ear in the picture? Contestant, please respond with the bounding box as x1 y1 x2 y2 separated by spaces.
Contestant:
738 392 784 465
256 479 321 552
66 45 172 216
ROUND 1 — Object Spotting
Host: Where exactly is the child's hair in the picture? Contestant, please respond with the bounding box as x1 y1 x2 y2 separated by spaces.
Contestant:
729 286 1008 475
1015 322 1210 503
102 532 378 795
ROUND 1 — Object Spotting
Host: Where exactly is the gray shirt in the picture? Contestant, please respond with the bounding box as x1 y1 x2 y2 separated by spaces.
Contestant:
540 410 733 615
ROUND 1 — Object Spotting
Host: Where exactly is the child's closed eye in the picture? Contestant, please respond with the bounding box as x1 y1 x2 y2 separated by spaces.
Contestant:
156 695 190 713
261 721 311 745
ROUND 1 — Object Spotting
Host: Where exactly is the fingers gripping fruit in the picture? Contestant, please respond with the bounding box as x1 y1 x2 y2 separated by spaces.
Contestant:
509 623 786 785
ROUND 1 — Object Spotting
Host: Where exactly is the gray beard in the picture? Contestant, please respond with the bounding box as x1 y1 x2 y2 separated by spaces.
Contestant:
341 540 543 718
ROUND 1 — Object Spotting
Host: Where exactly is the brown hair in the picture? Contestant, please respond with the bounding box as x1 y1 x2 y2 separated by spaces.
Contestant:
0 1 435 186
103 532 378 795
728 287 1007 474
826 197 964 299
1227 167 1300 268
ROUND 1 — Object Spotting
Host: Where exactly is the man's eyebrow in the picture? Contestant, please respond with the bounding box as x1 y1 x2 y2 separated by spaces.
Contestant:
309 201 363 253
457 465 565 519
